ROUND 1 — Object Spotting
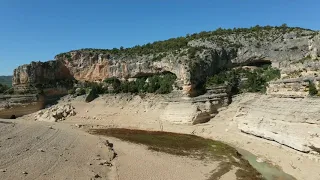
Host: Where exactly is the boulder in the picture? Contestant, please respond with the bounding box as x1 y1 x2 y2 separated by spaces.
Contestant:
35 104 76 122
85 89 98 103
160 101 217 124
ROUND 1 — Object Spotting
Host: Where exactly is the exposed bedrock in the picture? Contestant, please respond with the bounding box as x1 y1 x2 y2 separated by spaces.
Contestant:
13 60 74 94
234 95 320 154
55 49 234 96
161 86 230 124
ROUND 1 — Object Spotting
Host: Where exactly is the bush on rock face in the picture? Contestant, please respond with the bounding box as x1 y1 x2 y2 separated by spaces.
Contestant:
206 65 280 94
103 73 177 94
308 81 318 96
67 73 177 99
75 88 86 96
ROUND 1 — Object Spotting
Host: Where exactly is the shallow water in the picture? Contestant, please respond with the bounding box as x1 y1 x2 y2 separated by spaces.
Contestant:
0 102 43 119
237 148 296 180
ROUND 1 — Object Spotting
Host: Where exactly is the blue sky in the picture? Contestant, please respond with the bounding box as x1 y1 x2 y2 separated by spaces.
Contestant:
0 0 319 75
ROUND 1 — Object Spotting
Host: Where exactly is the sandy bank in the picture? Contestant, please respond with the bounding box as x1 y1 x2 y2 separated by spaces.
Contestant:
52 94 320 180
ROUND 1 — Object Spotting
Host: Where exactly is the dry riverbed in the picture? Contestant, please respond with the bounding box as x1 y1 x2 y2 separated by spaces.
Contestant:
0 119 115 180
57 95 320 180
0 119 249 180
5 94 320 180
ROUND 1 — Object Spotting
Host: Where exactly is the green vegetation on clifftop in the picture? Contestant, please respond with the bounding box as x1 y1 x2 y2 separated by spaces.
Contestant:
56 24 313 60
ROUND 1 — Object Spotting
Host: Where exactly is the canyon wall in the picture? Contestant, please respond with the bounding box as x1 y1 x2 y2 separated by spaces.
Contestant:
11 27 320 96
55 48 234 96
13 60 74 93
265 33 320 97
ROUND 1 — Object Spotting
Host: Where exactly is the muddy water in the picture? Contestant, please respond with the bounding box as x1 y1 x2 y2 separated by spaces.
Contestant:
0 102 44 119
0 92 65 119
236 148 296 180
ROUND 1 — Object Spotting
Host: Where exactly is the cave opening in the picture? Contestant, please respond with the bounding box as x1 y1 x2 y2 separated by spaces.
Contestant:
241 60 272 67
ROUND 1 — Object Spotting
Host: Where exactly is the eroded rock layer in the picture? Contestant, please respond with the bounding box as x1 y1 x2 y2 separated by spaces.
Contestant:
234 94 320 154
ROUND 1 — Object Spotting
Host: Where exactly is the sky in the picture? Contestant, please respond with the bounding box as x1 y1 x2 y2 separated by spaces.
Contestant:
0 0 319 75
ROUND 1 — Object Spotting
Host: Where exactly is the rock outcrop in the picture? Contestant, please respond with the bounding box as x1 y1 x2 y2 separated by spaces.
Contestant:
55 49 233 96
160 86 230 124
35 104 76 122
12 26 320 96
234 94 320 154
13 60 74 93
267 77 320 97
265 33 320 97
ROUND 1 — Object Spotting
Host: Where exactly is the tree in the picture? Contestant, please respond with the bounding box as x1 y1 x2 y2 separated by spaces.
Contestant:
147 76 160 93
280 23 288 28
104 77 121 93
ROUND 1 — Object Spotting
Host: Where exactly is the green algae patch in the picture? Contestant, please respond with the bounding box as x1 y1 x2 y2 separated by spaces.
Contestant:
89 128 263 180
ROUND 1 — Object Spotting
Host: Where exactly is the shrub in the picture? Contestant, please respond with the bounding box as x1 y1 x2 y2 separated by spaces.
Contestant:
104 73 177 94
308 81 318 96
241 70 267 93
147 76 161 93
157 73 177 94
206 66 280 94
104 77 121 93
76 88 86 96
135 77 148 92
68 88 76 95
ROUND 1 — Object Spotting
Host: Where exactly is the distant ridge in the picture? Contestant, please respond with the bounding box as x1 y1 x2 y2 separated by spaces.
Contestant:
0 76 13 87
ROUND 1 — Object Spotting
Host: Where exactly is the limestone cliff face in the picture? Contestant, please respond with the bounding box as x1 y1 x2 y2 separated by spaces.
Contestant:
55 48 234 95
265 33 320 97
13 61 73 93
52 27 320 96
57 51 190 83
12 26 320 95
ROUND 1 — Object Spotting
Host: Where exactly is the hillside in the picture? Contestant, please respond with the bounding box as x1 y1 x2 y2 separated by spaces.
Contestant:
0 76 12 87
12 25 320 95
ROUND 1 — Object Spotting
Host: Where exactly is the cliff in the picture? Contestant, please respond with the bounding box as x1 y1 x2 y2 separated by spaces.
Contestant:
13 60 74 93
12 26 320 95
